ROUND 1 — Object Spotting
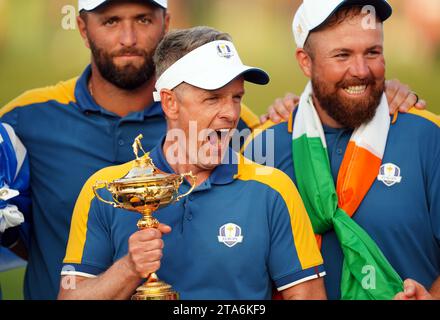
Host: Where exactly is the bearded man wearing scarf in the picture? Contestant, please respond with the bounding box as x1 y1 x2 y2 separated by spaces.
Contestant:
244 0 440 300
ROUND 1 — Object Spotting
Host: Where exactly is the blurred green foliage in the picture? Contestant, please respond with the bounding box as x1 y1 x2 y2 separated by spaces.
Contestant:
0 268 25 300
0 0 439 115
0 0 438 300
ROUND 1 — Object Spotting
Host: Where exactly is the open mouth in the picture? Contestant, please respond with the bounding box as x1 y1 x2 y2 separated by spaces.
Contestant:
343 85 368 95
207 128 232 145
199 128 234 165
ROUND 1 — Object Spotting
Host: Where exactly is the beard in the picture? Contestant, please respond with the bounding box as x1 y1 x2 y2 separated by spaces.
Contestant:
88 39 156 90
311 73 385 129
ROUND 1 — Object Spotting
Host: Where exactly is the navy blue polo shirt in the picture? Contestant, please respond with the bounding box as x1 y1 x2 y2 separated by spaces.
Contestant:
244 109 440 299
0 65 268 299
1 66 166 300
63 138 325 300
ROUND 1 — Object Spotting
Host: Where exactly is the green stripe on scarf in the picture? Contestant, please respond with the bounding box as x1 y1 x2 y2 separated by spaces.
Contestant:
292 85 403 299
293 135 403 300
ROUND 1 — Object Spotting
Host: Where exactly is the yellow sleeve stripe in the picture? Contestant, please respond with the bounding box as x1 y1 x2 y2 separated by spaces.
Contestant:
0 77 78 116
241 109 295 153
408 109 440 127
235 154 323 270
240 119 280 154
287 110 295 133
63 161 135 264
240 104 260 131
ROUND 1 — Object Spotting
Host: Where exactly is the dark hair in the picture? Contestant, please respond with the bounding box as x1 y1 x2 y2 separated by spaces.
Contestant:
79 10 88 22
78 1 167 23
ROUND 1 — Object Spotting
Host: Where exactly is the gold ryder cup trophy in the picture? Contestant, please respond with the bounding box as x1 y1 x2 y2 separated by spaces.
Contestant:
92 134 196 300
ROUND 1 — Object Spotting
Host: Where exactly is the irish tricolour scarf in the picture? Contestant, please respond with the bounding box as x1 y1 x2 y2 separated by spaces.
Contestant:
292 82 403 300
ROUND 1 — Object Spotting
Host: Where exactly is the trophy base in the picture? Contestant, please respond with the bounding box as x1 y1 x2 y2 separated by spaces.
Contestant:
131 280 179 300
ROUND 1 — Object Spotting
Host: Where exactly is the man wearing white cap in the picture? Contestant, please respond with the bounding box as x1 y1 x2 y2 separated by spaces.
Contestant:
0 0 172 300
0 0 425 301
59 27 326 300
0 0 268 300
244 0 440 300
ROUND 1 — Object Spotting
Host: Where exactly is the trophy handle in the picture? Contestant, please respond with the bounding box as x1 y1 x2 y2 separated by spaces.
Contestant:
93 181 119 207
175 172 197 202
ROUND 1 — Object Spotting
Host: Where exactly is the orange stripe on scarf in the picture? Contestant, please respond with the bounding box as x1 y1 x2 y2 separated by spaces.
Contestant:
336 141 382 217
314 142 381 251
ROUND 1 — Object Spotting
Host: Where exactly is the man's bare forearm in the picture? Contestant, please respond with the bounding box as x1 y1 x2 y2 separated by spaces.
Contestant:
281 277 327 300
58 256 141 300
429 277 440 299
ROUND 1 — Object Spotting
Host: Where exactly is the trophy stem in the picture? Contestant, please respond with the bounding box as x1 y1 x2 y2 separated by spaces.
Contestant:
94 137 193 301
137 209 159 230
131 208 179 300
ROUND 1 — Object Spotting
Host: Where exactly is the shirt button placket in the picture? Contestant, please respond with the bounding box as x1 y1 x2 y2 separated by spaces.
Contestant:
185 196 193 221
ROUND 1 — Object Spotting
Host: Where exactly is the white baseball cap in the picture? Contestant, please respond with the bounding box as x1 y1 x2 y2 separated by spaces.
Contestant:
78 0 167 12
292 0 392 48
153 40 269 102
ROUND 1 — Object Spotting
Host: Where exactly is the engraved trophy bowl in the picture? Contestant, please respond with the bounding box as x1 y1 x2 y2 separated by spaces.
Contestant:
93 134 196 300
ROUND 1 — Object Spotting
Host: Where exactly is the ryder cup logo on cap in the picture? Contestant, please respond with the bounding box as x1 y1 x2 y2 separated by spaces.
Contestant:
292 0 393 48
78 0 167 11
153 40 269 102
217 43 234 59
218 223 243 248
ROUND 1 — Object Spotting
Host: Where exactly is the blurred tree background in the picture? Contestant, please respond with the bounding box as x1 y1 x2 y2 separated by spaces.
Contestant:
0 0 439 299
0 0 439 114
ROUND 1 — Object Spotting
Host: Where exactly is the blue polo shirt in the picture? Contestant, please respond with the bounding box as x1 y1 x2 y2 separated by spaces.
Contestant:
0 65 267 300
63 138 324 300
244 109 440 299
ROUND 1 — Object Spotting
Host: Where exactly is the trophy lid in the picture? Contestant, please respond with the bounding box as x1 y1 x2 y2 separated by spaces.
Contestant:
113 156 181 184
111 135 181 185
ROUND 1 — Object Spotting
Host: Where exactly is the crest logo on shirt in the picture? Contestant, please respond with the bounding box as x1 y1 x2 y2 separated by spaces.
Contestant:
377 163 402 187
217 44 234 59
218 223 243 247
